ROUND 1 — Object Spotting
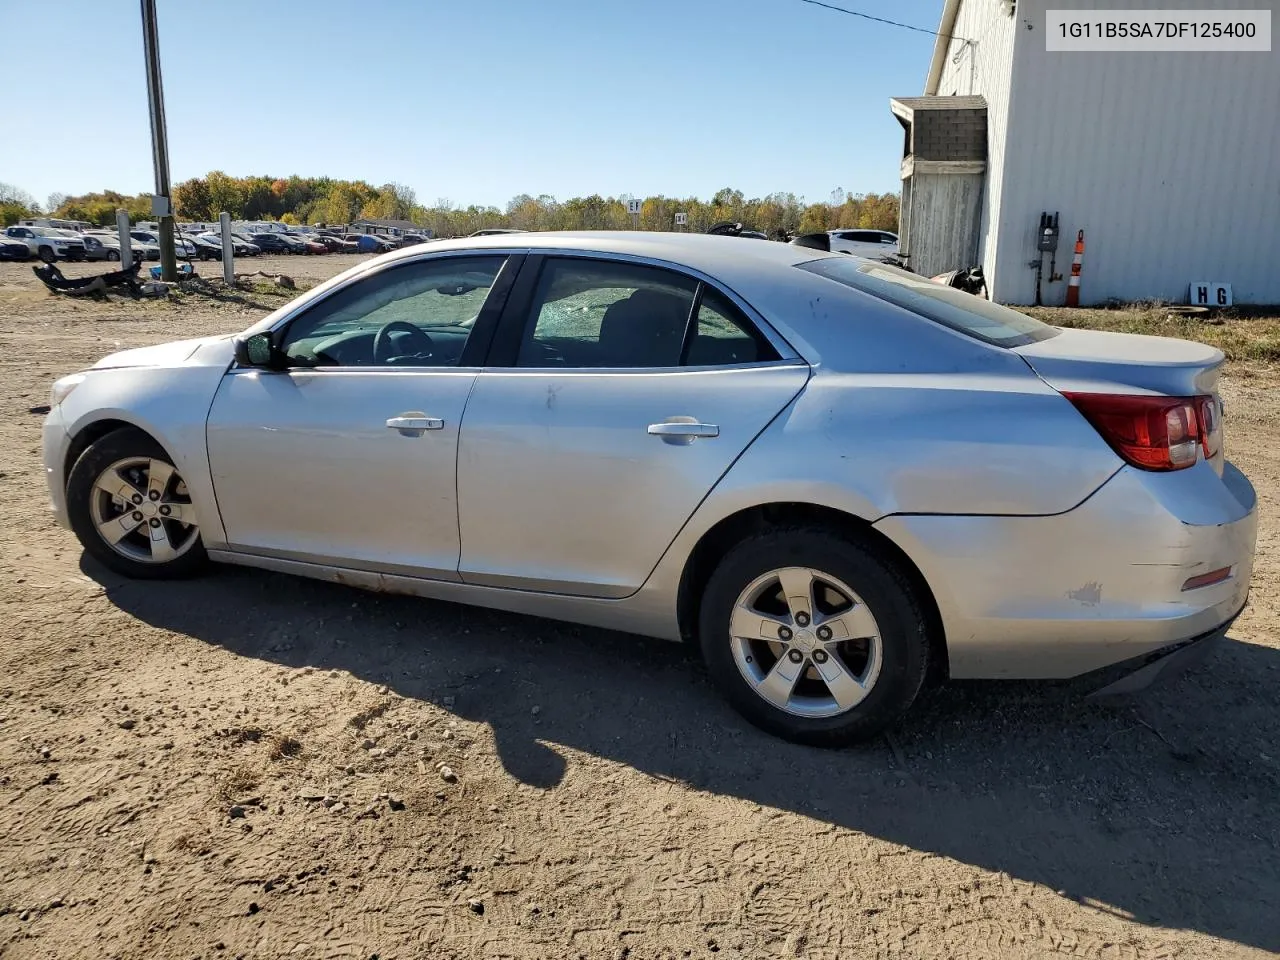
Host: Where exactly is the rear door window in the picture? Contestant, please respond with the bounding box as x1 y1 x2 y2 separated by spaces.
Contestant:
797 257 1058 347
685 288 779 366
517 259 697 368
515 258 782 369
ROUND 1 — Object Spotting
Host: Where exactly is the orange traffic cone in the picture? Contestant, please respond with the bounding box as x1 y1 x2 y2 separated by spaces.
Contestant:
1065 230 1084 307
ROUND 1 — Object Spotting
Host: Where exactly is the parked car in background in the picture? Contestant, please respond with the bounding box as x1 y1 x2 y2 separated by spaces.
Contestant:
207 233 263 257
133 236 162 261
312 234 358 253
188 235 222 260
467 228 524 237
344 233 395 253
285 233 327 255
232 235 262 256
195 233 229 257
128 230 202 261
39 233 1257 746
249 233 293 254
4 225 86 262
827 229 899 260
84 230 160 262
82 233 124 261
0 233 31 260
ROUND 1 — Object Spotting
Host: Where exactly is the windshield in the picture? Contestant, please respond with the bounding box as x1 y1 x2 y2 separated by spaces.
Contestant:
797 257 1058 347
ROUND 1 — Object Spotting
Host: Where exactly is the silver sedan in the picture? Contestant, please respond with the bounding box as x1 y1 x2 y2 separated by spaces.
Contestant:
41 233 1258 745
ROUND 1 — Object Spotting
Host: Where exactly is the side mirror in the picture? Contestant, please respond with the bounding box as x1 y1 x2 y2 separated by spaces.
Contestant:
233 332 277 368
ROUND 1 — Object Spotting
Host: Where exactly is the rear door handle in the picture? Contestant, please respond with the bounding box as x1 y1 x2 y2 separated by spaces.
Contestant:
386 414 444 436
647 420 719 444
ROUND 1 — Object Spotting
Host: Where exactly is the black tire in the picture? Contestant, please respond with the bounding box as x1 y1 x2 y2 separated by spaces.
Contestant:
66 427 209 580
697 527 930 747
38 245 56 263
106 249 121 261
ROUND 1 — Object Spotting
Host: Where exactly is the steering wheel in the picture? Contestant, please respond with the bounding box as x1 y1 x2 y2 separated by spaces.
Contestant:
373 321 434 364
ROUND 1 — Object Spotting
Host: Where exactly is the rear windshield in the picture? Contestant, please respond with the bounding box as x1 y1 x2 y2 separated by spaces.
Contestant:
797 257 1058 347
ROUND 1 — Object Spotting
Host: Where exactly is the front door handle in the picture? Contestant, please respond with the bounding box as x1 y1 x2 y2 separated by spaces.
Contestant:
647 419 719 445
386 414 444 436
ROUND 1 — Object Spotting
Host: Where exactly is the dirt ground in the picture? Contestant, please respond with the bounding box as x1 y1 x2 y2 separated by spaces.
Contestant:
0 255 1277 960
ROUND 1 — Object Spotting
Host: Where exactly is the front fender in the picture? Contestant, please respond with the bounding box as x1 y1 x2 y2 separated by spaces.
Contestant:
57 364 230 548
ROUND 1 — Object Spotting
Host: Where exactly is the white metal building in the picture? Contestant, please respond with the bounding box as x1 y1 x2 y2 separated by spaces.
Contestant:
897 0 1280 305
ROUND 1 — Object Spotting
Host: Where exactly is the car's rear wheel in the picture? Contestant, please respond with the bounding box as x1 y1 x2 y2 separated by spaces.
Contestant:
106 250 120 261
67 427 208 580
698 528 930 747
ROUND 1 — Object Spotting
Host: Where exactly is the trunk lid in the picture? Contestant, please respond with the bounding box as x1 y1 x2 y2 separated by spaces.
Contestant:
1013 327 1223 397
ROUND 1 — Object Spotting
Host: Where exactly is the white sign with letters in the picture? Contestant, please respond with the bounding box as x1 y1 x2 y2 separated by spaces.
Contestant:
1190 282 1232 307
627 198 642 215
674 212 688 226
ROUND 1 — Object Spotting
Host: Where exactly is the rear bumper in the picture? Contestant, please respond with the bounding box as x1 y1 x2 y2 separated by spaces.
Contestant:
876 460 1257 679
1087 613 1236 697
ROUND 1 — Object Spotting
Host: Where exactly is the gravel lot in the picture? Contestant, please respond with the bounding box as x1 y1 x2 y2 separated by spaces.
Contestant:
1 254 1277 959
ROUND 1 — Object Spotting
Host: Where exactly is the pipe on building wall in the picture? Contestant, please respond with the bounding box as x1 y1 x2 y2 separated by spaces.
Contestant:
925 0 962 95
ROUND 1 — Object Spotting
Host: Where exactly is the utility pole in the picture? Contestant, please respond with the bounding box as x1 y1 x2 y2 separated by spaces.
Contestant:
141 0 177 281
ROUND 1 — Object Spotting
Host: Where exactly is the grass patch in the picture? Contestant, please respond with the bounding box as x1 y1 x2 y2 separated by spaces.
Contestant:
1024 304 1280 364
216 765 260 804
268 734 303 761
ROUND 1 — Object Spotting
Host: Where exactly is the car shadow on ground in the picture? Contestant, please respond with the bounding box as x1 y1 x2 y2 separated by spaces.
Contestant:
93 559 1280 953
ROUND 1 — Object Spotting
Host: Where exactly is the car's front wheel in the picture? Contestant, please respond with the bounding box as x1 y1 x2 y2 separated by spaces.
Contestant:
66 427 208 579
38 245 56 263
106 250 121 261
698 528 930 747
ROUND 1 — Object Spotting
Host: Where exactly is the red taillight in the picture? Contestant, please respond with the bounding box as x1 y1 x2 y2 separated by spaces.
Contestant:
1195 394 1222 459
1064 392 1216 471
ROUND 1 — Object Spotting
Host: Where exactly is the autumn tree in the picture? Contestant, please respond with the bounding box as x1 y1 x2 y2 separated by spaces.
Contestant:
174 177 213 220
28 171 900 239
0 182 38 226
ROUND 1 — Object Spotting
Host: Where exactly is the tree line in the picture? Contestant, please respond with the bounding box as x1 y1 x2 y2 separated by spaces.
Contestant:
3 175 899 237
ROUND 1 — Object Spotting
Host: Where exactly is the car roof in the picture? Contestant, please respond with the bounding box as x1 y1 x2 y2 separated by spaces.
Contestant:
380 231 830 283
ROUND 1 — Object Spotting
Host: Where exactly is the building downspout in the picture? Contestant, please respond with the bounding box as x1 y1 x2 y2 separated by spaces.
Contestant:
924 0 962 94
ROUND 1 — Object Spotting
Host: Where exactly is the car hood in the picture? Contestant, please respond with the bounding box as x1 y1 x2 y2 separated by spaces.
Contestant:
92 334 236 371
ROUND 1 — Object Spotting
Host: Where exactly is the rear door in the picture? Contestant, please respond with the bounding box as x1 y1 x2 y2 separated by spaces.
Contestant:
456 254 809 598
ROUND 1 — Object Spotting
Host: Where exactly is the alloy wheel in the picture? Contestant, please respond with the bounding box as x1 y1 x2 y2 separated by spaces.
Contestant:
729 566 883 718
87 457 200 564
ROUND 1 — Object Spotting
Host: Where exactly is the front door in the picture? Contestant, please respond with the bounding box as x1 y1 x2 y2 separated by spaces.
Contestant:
207 253 515 578
457 255 809 598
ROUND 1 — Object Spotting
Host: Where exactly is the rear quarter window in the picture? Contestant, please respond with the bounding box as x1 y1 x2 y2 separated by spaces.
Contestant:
797 257 1058 348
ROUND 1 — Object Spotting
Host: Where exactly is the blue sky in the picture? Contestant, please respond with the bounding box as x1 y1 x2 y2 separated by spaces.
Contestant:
0 0 941 209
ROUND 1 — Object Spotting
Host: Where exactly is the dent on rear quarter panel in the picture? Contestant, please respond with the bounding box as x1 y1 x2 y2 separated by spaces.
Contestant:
769 371 1123 517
